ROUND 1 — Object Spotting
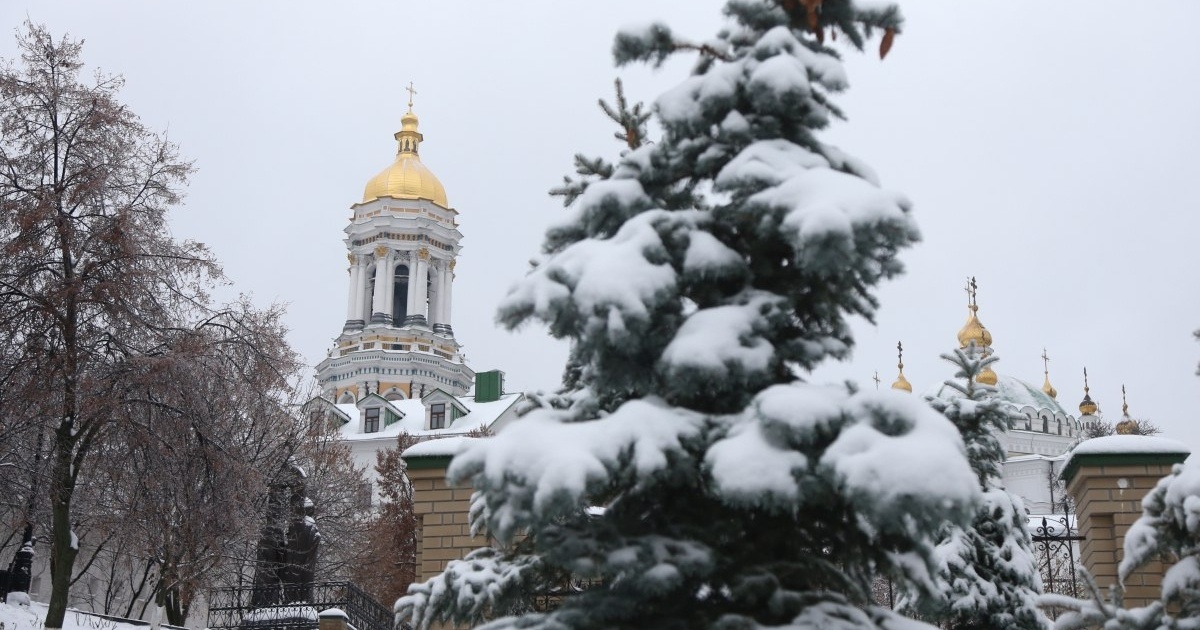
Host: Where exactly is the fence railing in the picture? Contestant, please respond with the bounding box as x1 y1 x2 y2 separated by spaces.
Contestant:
207 581 391 630
1032 514 1084 599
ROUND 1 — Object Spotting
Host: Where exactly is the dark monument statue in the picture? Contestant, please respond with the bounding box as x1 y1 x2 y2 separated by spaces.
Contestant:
249 459 321 608
0 524 35 600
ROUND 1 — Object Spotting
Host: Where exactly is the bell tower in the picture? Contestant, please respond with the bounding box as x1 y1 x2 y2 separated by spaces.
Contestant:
316 93 474 402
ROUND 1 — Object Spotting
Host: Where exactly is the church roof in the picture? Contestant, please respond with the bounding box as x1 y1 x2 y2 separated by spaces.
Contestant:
926 373 1074 419
326 392 522 441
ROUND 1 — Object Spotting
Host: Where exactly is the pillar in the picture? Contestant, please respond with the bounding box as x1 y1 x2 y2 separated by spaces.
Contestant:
405 247 430 327
343 254 364 331
1063 436 1190 609
383 256 395 324
318 609 348 630
405 451 483 582
428 261 443 327
433 262 452 336
354 256 369 323
442 260 454 336
370 246 390 324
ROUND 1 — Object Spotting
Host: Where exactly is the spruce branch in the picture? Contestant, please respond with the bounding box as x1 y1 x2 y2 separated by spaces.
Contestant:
549 79 650 207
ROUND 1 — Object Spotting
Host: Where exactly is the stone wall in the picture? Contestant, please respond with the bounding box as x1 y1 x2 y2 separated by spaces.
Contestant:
407 458 486 582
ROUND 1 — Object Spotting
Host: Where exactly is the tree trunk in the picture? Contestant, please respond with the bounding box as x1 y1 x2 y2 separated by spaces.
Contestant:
45 439 78 629
165 585 189 627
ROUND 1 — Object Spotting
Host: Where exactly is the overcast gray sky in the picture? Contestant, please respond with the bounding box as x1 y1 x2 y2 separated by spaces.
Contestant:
5 1 1199 446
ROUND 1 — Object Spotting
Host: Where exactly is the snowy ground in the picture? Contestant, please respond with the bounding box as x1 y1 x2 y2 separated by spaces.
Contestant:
0 600 185 630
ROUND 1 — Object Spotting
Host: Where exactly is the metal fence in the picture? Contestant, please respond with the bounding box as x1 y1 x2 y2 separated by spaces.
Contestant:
1032 514 1084 598
207 581 392 630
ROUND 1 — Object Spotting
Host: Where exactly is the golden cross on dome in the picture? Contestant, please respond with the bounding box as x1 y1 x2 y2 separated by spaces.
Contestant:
872 371 881 390
406 81 418 111
896 341 905 369
1083 367 1090 393
1042 348 1050 375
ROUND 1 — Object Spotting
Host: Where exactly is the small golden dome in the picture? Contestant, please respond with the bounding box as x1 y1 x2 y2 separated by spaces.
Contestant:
362 106 448 207
1078 367 1098 415
956 278 992 350
1042 375 1057 399
891 341 912 392
400 109 419 132
1041 349 1057 399
1114 384 1136 434
976 364 998 386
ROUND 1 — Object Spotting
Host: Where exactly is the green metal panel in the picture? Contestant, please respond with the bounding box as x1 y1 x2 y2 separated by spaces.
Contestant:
405 455 454 470
1060 452 1188 484
475 370 504 403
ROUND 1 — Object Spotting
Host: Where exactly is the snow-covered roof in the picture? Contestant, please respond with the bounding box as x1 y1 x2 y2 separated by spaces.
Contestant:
1061 434 1192 482
402 436 477 459
1006 453 1067 464
1070 434 1191 457
332 392 521 441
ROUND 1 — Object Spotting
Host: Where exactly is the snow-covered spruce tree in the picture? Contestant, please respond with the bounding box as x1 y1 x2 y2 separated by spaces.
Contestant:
398 2 981 629
922 347 1048 630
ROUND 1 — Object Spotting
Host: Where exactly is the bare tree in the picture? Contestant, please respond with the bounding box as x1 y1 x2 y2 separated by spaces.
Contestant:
349 432 419 606
1081 418 1160 439
294 409 372 585
0 23 312 628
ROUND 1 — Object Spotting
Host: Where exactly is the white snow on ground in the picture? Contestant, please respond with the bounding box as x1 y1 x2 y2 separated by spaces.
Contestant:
0 601 185 630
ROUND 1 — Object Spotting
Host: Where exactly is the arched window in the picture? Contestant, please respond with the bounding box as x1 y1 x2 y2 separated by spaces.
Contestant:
1042 416 1048 433
338 391 355 404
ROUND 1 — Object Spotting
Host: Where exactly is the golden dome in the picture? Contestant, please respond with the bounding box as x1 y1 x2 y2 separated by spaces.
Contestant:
957 305 993 350
362 106 448 207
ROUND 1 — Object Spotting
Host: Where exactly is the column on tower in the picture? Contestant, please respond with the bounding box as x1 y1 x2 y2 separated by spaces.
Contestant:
383 254 396 324
428 260 442 326
442 260 455 336
344 254 364 331
354 255 369 321
370 246 392 324
432 262 453 335
404 249 418 323
357 255 371 326
405 248 430 327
